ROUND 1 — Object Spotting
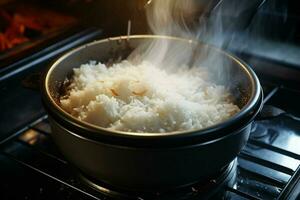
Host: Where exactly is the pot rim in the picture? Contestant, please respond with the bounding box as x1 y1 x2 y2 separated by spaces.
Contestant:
42 35 262 146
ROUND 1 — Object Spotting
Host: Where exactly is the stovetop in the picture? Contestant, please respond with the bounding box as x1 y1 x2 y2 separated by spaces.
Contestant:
0 28 300 200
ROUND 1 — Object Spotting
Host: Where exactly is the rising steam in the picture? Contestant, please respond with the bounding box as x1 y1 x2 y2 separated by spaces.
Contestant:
129 0 234 83
129 0 288 85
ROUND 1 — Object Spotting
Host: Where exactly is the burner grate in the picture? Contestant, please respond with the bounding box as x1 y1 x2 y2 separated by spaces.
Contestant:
1 108 300 199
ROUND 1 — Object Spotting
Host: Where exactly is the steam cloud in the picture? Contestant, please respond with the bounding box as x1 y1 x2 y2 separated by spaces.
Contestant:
129 0 290 84
129 0 238 84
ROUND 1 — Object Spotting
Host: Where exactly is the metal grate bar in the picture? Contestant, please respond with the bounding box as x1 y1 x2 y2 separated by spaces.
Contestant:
248 139 300 160
238 166 286 188
277 165 300 200
0 127 29 146
263 86 279 104
16 139 67 164
0 115 45 146
1 151 100 200
28 115 50 135
29 115 48 126
226 186 262 200
30 126 51 136
239 152 295 175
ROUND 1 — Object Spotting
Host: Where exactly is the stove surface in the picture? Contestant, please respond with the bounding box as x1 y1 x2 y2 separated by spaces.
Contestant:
0 29 300 200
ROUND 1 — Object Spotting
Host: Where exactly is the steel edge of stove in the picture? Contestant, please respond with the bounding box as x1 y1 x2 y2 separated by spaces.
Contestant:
0 27 103 143
0 27 102 82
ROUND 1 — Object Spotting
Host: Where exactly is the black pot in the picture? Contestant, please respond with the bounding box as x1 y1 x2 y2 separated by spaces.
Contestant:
41 35 263 191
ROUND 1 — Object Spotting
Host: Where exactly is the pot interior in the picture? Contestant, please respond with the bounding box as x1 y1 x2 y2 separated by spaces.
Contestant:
43 35 263 144
47 36 253 110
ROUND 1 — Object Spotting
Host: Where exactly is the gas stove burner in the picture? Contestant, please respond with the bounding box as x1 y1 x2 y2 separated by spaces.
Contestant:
78 159 237 200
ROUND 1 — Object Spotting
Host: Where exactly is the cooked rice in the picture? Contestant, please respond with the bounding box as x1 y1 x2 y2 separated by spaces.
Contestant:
60 61 240 133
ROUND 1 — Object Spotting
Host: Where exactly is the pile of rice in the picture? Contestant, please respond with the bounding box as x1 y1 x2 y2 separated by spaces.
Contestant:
60 61 240 133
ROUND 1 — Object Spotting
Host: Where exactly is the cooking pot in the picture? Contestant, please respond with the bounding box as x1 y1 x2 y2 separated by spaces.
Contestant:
41 35 263 191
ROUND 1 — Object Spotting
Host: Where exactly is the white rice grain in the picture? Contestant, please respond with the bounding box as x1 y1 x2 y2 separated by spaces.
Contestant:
60 61 240 133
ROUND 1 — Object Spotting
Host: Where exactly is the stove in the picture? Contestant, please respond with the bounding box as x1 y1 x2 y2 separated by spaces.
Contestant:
1 1 300 200
1 34 300 199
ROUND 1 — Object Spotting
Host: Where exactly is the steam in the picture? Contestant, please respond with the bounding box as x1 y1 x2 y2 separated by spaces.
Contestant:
129 0 235 84
145 0 196 37
129 1 195 69
129 0 290 84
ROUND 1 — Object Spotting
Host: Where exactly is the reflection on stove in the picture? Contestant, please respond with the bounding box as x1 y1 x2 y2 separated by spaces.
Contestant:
249 117 300 171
